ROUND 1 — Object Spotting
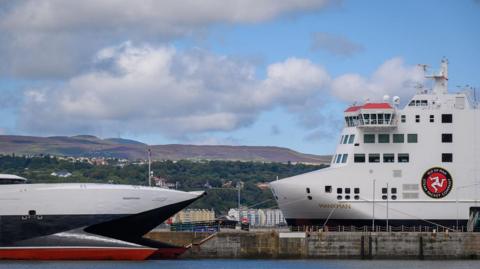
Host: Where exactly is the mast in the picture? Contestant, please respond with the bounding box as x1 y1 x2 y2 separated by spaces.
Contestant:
426 58 449 95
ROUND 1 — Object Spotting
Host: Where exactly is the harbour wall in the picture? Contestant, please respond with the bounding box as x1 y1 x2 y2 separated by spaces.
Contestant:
146 231 480 259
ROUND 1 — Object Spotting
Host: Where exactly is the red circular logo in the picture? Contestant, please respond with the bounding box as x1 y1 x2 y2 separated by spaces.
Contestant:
421 167 452 199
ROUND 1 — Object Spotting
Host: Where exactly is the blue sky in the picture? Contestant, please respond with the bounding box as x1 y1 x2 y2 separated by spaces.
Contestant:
0 0 479 155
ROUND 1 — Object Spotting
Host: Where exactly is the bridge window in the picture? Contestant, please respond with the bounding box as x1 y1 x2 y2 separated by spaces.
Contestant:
378 134 390 143
442 153 453 163
398 153 409 163
354 154 365 163
407 134 418 143
442 133 452 143
341 154 348 163
348 134 355 144
383 153 395 163
335 155 342 163
393 134 404 143
368 153 380 163
442 114 453 123
342 135 349 144
364 134 375 143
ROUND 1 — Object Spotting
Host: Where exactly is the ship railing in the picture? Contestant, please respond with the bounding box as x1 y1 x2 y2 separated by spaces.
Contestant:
290 225 473 233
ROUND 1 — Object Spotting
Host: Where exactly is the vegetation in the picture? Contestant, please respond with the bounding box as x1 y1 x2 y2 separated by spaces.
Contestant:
0 155 327 214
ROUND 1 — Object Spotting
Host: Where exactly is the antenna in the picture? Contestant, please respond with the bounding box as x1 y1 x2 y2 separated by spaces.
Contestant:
147 148 152 187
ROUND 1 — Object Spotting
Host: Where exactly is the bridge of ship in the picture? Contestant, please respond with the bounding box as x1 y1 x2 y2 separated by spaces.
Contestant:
344 103 397 129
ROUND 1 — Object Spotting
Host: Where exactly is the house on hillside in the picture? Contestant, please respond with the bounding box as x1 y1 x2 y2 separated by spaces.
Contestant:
50 170 72 178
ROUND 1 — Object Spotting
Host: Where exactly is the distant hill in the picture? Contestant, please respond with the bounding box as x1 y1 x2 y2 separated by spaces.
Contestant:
0 135 331 164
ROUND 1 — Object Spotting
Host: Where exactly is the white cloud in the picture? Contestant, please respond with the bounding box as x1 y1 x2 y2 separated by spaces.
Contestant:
19 42 330 138
0 0 336 78
331 57 424 103
16 41 422 141
311 32 364 57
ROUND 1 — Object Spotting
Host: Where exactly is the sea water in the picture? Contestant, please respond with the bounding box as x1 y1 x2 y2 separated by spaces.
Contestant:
0 260 478 269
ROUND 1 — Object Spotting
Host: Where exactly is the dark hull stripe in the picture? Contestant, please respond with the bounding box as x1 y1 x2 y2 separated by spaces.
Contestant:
286 218 469 227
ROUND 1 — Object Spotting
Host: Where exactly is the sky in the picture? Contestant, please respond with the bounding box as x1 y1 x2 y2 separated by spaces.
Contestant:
0 0 479 155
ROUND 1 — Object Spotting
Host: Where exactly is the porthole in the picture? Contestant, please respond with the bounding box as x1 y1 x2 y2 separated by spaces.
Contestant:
391 195 397 200
354 195 360 200
345 195 350 200
307 196 312 200
337 195 342 200
382 195 387 200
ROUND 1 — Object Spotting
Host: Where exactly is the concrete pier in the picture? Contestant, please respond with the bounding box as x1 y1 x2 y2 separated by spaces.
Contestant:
146 231 480 259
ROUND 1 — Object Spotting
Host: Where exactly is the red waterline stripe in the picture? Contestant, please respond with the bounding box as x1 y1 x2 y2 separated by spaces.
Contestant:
0 247 156 260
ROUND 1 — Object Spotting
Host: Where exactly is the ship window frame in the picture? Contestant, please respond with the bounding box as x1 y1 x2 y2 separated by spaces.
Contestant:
401 115 406 123
306 188 311 194
348 134 355 144
407 133 418 143
337 188 342 194
339 135 344 144
442 114 453 123
364 134 375 143
342 135 349 144
408 100 415 106
354 154 365 163
442 133 452 143
398 153 410 163
415 115 420 123
345 188 351 194
354 188 360 194
442 153 453 163
368 153 380 163
430 115 434 123
382 188 388 194
383 153 395 163
335 154 342 163
393 134 404 143
325 186 332 193
341 154 348 163
378 113 384 124
378 134 390 143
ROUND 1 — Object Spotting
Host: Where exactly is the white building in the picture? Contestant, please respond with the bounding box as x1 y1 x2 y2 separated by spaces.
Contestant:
227 208 286 226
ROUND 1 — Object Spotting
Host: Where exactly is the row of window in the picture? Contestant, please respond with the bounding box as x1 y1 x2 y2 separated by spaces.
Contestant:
340 133 451 145
333 154 349 164
345 113 394 127
364 133 417 144
340 134 355 144
336 153 453 164
354 153 409 163
400 113 452 123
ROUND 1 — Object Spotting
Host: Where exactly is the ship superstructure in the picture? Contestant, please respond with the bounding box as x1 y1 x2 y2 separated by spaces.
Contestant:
270 59 480 230
0 174 204 260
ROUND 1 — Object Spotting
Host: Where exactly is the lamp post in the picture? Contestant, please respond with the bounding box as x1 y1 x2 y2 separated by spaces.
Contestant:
372 179 375 231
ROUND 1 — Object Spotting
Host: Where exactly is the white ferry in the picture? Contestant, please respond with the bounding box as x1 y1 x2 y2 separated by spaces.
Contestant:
270 59 480 230
0 174 205 260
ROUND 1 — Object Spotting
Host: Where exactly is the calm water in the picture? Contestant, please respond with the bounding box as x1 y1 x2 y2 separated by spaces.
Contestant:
0 260 478 269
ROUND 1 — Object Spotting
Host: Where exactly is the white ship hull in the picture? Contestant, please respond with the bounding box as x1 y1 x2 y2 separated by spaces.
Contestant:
0 182 204 259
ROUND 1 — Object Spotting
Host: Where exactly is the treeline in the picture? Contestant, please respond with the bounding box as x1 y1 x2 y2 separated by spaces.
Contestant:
0 155 327 214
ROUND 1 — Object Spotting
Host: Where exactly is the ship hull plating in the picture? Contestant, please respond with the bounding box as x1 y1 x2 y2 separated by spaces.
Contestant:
0 183 204 260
